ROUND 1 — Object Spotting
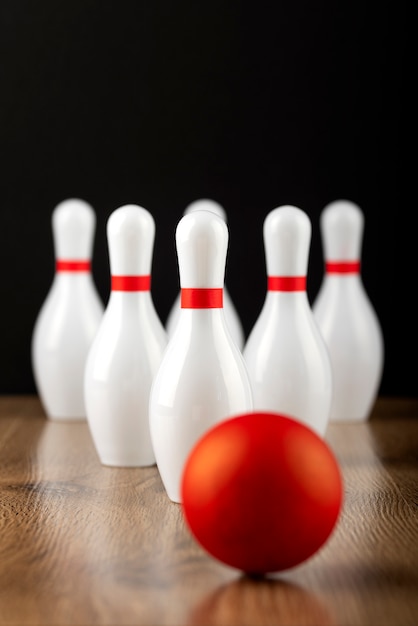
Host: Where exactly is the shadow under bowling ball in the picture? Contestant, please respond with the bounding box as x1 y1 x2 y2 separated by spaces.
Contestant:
188 575 334 626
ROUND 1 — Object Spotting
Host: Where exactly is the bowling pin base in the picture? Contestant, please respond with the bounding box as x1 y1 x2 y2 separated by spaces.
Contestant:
327 390 379 423
329 413 371 423
98 457 156 468
47 415 87 422
41 404 87 422
163 488 182 505
36 387 90 422
91 438 157 468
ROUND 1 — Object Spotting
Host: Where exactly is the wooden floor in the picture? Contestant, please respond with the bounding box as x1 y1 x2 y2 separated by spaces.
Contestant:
0 395 417 626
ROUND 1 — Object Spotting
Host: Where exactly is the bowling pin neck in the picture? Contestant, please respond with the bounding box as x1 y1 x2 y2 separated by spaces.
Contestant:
264 273 310 309
111 275 151 291
322 261 363 288
321 270 365 297
172 285 232 343
108 274 154 306
264 286 310 308
325 260 361 273
180 287 223 309
266 274 308 297
107 288 154 313
54 259 95 288
56 260 92 273
105 277 163 332
51 270 98 299
261 207 312 316
267 276 306 291
175 307 233 344
315 266 370 313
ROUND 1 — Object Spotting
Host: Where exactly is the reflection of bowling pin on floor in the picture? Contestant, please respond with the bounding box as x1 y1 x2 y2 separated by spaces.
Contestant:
84 205 167 466
150 209 253 503
165 199 245 350
243 206 332 437
313 200 384 421
32 199 104 420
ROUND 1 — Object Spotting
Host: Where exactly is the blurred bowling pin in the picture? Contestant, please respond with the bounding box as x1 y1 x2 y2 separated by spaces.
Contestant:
84 205 167 466
165 199 245 350
150 209 253 503
312 199 384 421
243 206 332 437
32 198 104 420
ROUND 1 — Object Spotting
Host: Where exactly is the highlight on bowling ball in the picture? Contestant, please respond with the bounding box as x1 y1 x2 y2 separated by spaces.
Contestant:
181 412 343 575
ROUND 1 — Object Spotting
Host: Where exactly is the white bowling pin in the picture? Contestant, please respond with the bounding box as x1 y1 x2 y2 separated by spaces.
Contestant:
165 199 245 350
312 199 384 421
243 205 332 437
149 209 253 503
31 198 104 420
84 205 168 467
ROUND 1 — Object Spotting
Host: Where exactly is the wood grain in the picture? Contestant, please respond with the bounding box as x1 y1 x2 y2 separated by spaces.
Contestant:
0 395 417 625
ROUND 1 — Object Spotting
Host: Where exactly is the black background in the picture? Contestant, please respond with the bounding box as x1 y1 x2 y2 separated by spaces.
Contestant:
0 1 414 396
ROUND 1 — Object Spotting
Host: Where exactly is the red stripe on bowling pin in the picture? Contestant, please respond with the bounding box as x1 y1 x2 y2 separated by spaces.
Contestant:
268 276 306 291
56 260 91 272
326 261 360 274
181 288 223 308
111 275 151 291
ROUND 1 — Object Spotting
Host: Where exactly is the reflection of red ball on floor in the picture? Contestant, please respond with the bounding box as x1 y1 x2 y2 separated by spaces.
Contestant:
181 412 343 575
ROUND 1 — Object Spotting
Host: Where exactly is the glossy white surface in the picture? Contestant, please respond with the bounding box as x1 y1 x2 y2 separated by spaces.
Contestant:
149 210 253 503
243 206 332 437
165 199 245 350
184 198 227 221
52 198 98 260
318 198 362 260
31 199 103 420
313 200 384 421
166 288 244 350
84 205 167 467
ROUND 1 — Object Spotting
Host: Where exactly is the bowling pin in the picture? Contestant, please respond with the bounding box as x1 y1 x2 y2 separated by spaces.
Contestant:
312 199 384 421
149 209 253 503
243 205 332 437
165 199 245 350
84 205 167 466
32 198 104 420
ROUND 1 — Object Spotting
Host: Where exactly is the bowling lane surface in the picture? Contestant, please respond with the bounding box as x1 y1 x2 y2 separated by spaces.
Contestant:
0 395 417 625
